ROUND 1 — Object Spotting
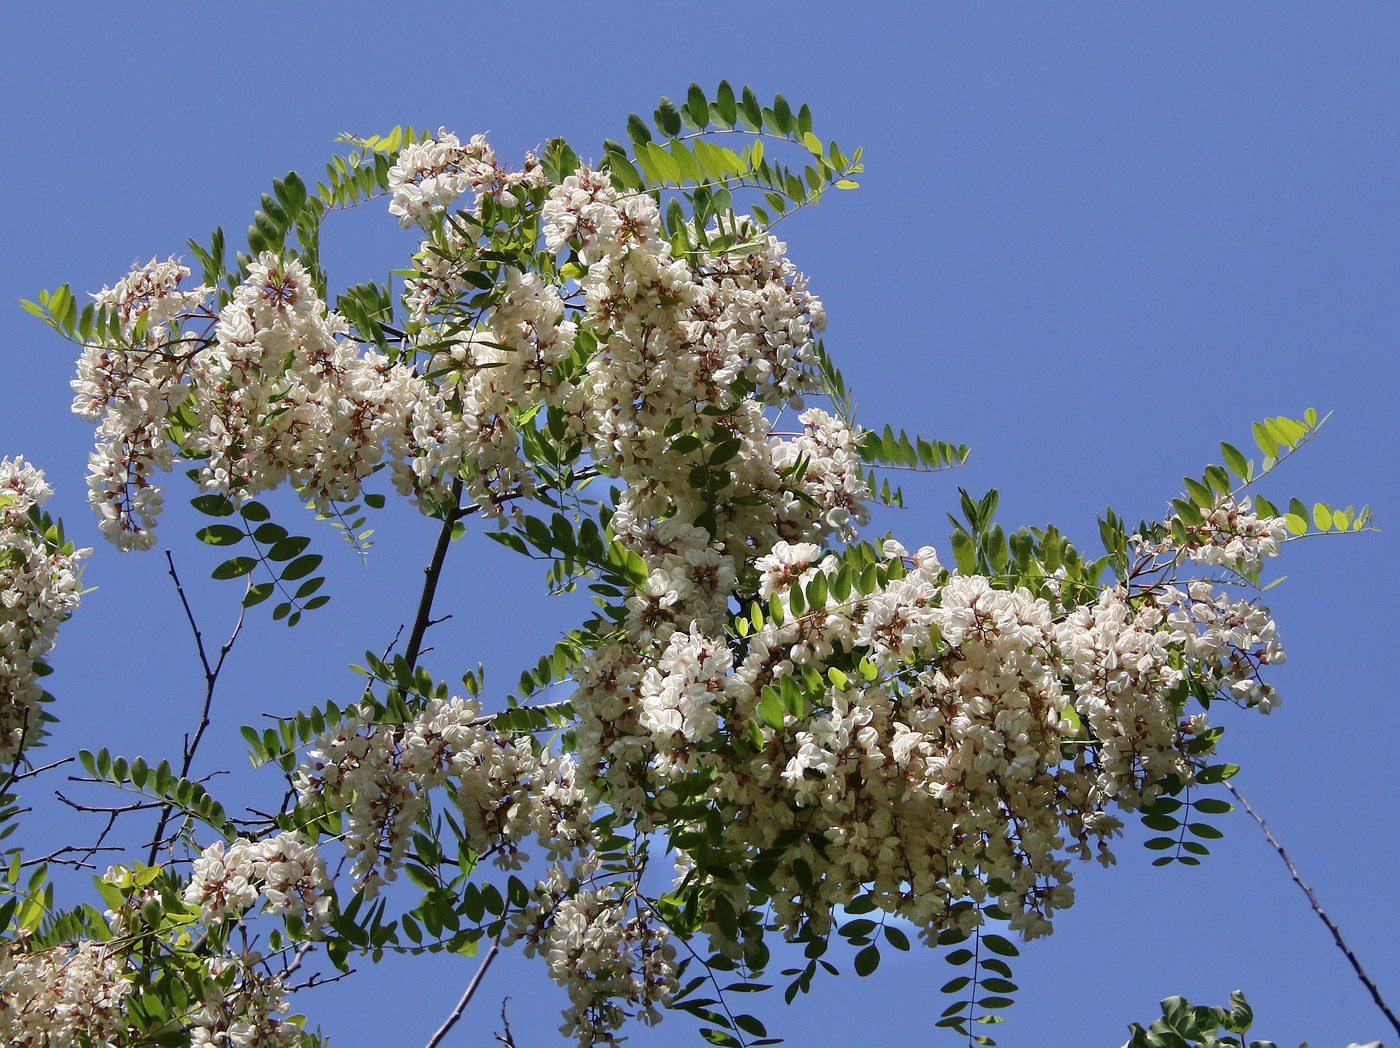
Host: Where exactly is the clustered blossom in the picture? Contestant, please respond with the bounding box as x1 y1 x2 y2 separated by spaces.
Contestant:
295 696 590 894
1150 494 1290 575
567 523 1288 948
189 953 302 1048
509 858 678 1046
1165 580 1285 712
0 458 87 762
184 832 332 934
189 253 425 514
71 252 441 547
395 267 579 519
0 940 130 1047
388 130 544 227
72 258 208 550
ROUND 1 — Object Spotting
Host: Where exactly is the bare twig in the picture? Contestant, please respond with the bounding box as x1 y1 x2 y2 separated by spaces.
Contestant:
146 552 245 864
494 998 517 1047
424 928 504 1048
1226 782 1400 1037
4 755 74 786
56 791 162 816
19 843 123 869
286 968 357 992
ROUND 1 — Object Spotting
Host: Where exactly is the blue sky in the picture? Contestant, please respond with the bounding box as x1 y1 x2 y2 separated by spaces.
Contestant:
2 4 1397 1046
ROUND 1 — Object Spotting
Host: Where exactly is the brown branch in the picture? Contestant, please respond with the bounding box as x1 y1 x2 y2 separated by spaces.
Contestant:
1226 782 1400 1038
20 843 123 869
404 479 464 669
424 928 504 1048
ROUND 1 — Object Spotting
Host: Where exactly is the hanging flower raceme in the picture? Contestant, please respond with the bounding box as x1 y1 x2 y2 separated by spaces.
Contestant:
0 457 87 763
0 940 130 1048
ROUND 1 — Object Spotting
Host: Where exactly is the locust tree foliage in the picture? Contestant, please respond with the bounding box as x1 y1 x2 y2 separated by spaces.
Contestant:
4 83 1379 1047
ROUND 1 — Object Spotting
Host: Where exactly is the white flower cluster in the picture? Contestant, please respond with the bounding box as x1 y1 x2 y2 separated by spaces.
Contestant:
0 458 87 763
72 254 439 547
189 952 301 1048
295 697 589 894
0 940 129 1048
183 832 332 934
1165 580 1285 712
396 267 579 519
539 166 854 563
638 624 730 754
388 130 544 227
566 533 1287 949
190 253 425 515
1155 495 1289 575
509 859 678 1046
72 258 208 550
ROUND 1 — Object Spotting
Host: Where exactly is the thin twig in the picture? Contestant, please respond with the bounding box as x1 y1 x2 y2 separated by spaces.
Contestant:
4 755 74 786
19 843 122 869
56 791 162 815
147 552 245 864
424 928 504 1048
1226 782 1400 1037
0 708 33 795
493 998 517 1047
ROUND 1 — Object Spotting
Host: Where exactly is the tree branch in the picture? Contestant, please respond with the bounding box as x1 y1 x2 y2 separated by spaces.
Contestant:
1226 782 1400 1037
424 928 504 1048
404 478 464 669
147 552 245 864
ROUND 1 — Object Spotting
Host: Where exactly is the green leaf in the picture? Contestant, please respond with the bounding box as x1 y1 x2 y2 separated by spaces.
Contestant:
1253 420 1279 457
625 113 652 147
196 524 244 546
715 80 738 126
686 83 710 129
699 1031 741 1048
212 556 257 580
981 934 1018 957
1184 476 1214 507
191 494 236 517
757 689 785 730
268 535 311 562
854 944 880 976
1192 797 1233 815
883 925 911 951
243 582 275 608
1220 442 1250 479
654 96 682 138
280 554 323 581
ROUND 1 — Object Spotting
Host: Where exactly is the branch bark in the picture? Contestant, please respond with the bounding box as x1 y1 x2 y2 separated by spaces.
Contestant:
1227 782 1400 1038
404 479 464 669
424 928 503 1048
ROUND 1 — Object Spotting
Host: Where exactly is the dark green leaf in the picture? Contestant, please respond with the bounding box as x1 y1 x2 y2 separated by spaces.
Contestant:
212 556 257 580
196 524 244 546
280 554 323 581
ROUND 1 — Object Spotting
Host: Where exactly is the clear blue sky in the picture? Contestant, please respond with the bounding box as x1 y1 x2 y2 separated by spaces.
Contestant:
2 4 1397 1046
